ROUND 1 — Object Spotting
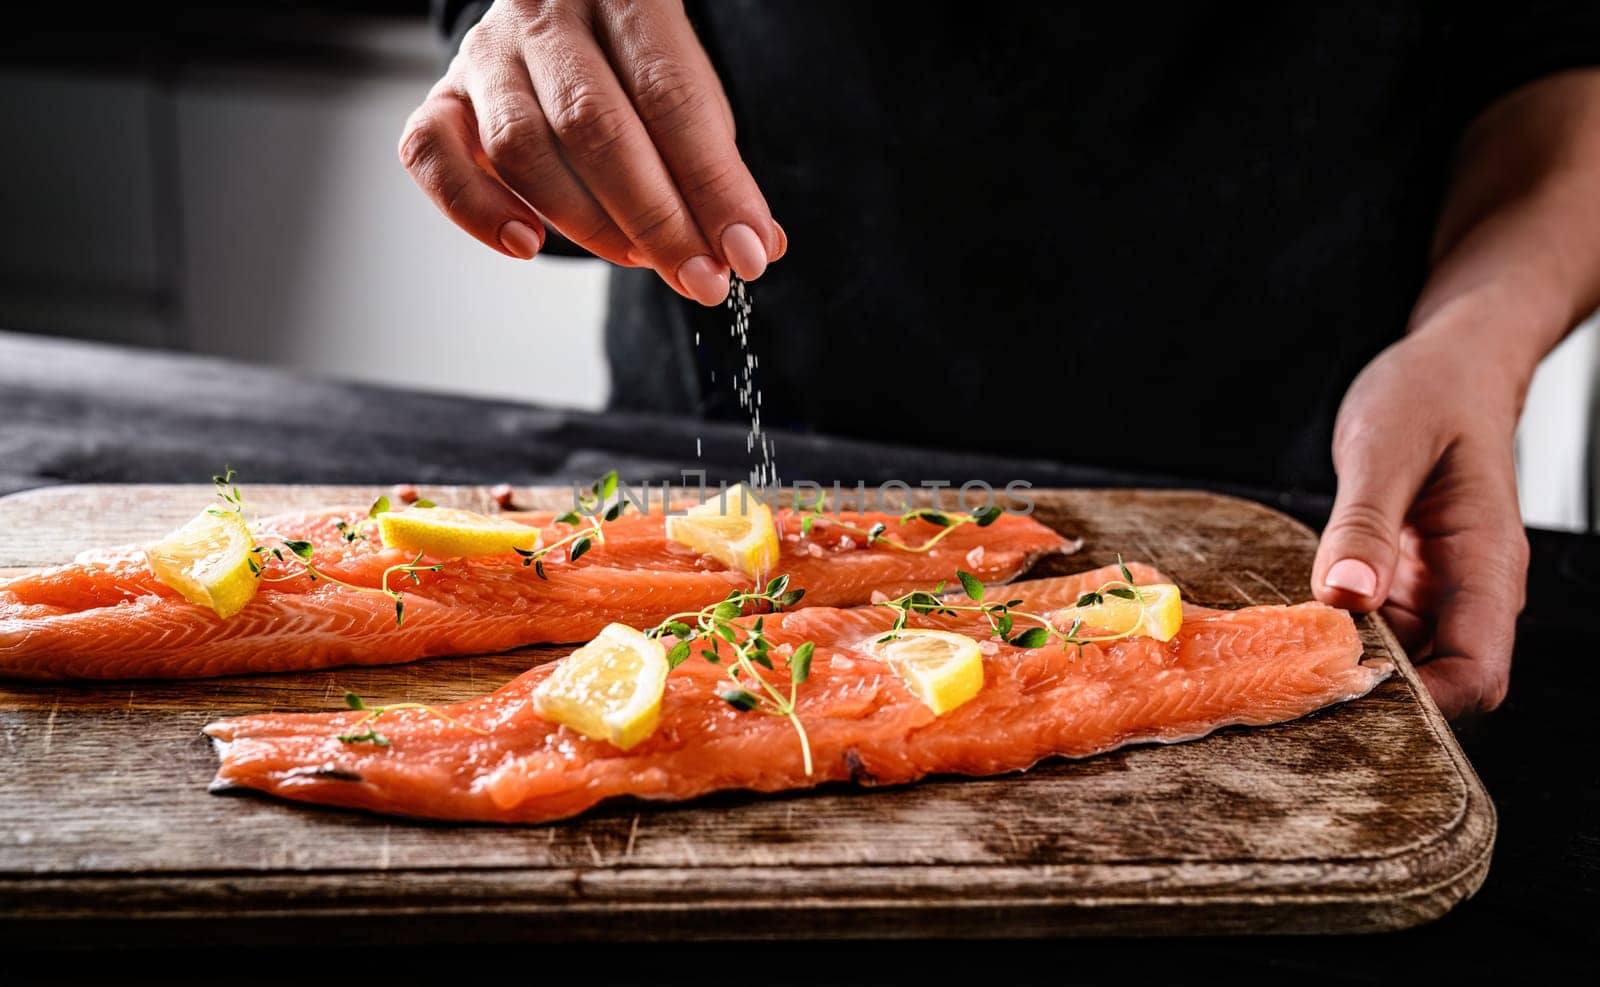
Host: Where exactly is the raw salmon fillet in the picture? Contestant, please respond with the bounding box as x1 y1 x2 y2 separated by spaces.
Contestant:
205 563 1390 823
0 505 1072 680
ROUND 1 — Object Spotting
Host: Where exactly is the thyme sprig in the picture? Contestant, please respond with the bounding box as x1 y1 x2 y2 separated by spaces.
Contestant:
207 471 438 626
512 470 627 579
797 498 1004 553
876 557 1152 653
255 495 441 626
336 690 488 747
645 575 816 774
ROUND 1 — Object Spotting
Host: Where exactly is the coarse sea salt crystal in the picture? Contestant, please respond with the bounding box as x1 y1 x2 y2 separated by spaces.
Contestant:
805 543 825 558
838 535 857 550
966 545 985 567
979 641 1000 656
870 590 889 604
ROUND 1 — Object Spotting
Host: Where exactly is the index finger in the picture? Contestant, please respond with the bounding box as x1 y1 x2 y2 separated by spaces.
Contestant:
596 1 781 281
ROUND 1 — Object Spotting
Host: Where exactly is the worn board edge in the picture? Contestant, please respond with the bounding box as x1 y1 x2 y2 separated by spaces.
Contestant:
0 485 1496 937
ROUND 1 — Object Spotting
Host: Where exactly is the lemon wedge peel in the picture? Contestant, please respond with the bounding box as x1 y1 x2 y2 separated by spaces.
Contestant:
868 628 986 715
376 505 542 559
532 623 671 751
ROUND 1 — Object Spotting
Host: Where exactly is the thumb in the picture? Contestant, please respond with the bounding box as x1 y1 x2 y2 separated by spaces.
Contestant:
1313 434 1433 612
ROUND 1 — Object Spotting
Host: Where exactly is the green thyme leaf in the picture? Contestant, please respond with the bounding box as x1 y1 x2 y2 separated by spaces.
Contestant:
791 642 814 684
957 569 985 602
568 536 592 562
666 640 691 669
368 495 391 518
394 598 406 626
766 574 789 597
284 539 315 559
801 515 816 536
1010 627 1050 648
712 601 741 622
344 692 366 710
972 505 1003 526
777 589 805 608
1074 591 1102 608
866 522 886 544
995 612 1014 636
721 688 759 712
1106 587 1138 600
701 648 721 664
1118 555 1134 585
554 510 581 526
414 499 437 509
603 501 625 522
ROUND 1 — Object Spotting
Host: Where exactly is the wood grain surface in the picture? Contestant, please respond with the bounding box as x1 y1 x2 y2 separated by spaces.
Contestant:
0 485 1494 942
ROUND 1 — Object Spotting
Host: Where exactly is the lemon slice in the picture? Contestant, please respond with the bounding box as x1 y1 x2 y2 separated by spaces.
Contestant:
531 623 668 751
376 506 540 559
664 483 779 579
868 628 985 715
1058 583 1184 642
144 508 260 619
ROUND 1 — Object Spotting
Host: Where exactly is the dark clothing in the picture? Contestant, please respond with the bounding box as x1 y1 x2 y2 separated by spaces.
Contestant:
446 1 1600 495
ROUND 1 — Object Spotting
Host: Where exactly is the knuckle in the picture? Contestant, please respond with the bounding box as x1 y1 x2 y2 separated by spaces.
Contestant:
398 113 445 178
677 158 743 200
1326 501 1395 549
1477 671 1510 713
480 111 548 173
548 87 631 156
631 58 710 128
624 195 687 246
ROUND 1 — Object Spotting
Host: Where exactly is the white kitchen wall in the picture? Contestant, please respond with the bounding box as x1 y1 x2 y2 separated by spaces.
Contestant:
1518 315 1597 530
176 65 612 410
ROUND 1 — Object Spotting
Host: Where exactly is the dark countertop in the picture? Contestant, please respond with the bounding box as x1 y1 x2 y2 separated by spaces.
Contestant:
2 331 1594 980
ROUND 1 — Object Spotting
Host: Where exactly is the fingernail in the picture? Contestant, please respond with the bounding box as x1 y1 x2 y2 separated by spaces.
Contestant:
773 221 788 260
677 255 730 306
499 220 541 260
721 223 768 280
1325 558 1378 596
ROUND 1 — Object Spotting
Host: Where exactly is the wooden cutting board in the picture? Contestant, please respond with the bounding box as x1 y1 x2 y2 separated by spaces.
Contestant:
0 485 1493 942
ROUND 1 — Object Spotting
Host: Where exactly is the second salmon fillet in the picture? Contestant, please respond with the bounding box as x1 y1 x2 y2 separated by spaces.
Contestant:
205 563 1389 824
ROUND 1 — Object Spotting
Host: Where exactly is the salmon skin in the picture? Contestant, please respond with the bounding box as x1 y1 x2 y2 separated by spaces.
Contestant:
0 505 1072 680
205 563 1390 824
